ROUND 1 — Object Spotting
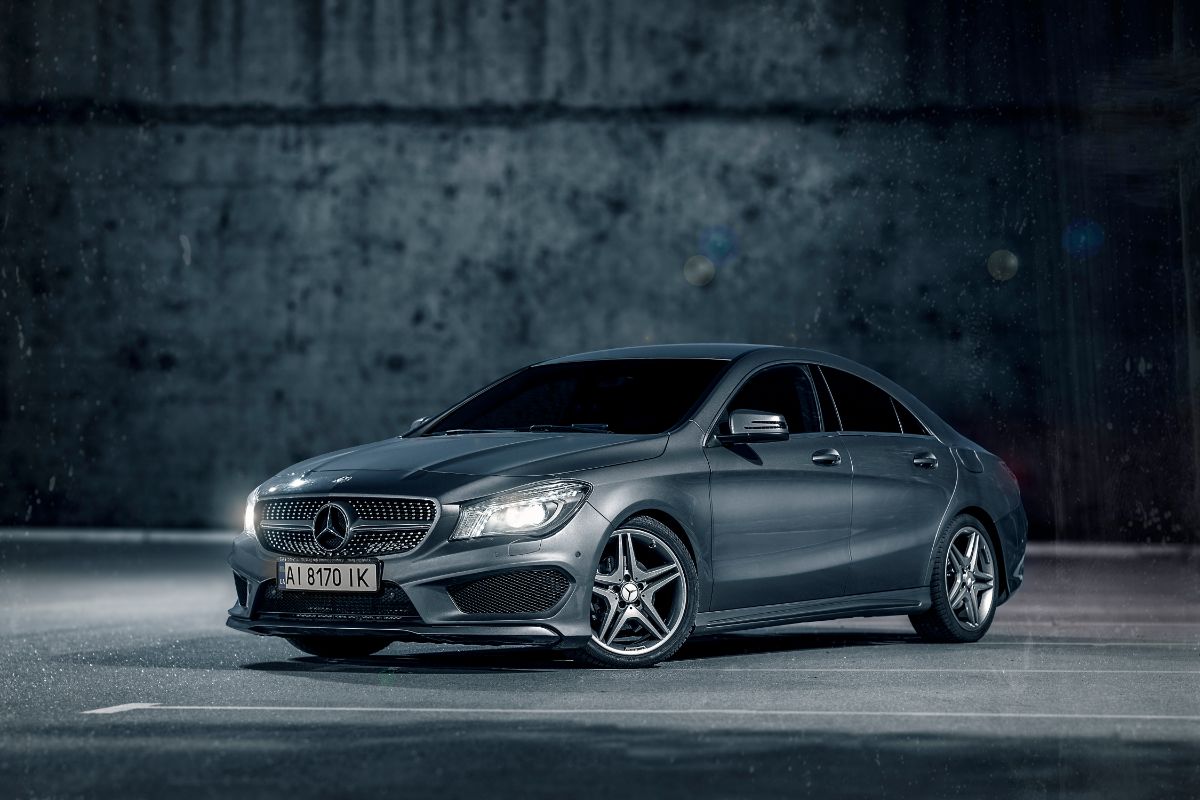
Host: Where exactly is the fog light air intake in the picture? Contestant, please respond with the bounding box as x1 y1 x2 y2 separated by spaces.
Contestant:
447 568 572 615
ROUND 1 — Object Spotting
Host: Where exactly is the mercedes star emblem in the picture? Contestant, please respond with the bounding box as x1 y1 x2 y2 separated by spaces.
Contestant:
312 502 351 551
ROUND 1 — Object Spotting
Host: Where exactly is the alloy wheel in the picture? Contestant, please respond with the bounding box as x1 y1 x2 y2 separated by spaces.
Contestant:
945 527 996 629
589 527 688 656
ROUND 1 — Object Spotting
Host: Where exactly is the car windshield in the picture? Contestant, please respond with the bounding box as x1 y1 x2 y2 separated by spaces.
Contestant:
423 358 730 436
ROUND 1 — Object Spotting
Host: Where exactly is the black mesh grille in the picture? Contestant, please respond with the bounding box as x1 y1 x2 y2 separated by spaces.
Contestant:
255 581 419 621
255 495 438 557
447 568 572 615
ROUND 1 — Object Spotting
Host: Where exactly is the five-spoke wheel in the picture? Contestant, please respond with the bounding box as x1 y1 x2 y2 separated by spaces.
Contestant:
945 526 996 629
910 513 999 642
577 516 696 667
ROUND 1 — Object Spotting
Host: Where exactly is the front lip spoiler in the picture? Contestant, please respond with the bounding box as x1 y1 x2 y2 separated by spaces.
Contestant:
226 615 572 647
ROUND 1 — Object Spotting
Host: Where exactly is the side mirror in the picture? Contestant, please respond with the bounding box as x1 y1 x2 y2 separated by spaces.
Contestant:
717 409 790 445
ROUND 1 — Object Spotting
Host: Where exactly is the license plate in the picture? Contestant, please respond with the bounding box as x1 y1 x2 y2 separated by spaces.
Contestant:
277 561 379 593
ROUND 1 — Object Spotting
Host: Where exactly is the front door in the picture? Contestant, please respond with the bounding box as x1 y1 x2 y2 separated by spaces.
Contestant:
706 365 853 611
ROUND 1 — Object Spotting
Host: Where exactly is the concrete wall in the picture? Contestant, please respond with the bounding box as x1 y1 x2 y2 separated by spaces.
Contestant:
1 0 1194 540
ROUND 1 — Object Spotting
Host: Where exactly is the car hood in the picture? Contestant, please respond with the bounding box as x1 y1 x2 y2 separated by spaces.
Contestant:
279 431 668 480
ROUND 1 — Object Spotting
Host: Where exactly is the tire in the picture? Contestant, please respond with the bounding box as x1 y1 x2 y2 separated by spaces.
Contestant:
910 514 1000 643
286 635 391 659
575 515 698 668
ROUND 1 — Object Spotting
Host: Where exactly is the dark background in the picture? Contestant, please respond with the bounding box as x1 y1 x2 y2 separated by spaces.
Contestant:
1 0 1197 541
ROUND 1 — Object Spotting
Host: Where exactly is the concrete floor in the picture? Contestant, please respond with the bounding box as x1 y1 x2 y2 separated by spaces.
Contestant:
1 537 1198 799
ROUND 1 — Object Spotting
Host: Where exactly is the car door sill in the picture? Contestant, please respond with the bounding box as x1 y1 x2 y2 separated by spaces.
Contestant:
695 588 929 633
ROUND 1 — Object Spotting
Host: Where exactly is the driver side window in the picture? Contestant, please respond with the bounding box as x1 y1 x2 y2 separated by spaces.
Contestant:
723 365 823 435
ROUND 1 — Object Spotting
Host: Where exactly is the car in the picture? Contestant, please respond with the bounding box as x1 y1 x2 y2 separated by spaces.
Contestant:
227 344 1027 667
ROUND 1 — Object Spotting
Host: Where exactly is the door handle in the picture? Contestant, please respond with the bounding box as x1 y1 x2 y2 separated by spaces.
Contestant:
812 448 841 466
912 452 939 469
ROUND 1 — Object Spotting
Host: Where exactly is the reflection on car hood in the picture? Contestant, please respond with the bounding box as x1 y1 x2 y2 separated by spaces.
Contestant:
292 432 668 478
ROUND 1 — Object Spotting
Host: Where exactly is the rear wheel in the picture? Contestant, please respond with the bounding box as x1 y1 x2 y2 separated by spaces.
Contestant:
286 636 391 659
576 516 697 668
910 514 999 643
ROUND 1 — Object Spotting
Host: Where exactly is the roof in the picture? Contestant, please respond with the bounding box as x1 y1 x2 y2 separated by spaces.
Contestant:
538 343 775 363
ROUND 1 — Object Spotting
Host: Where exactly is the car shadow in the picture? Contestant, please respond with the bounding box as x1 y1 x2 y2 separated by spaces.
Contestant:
241 645 579 674
238 628 921 675
673 628 921 661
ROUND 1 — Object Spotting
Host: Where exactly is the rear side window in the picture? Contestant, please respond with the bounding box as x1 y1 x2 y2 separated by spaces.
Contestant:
817 366 903 434
893 399 931 436
725 365 822 434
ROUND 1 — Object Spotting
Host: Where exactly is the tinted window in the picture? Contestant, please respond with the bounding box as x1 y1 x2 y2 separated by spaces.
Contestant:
893 399 931 436
818 366 902 434
425 359 729 435
724 365 822 434
812 365 842 431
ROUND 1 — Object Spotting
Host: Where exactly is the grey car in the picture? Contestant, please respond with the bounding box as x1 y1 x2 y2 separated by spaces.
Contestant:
227 344 1027 667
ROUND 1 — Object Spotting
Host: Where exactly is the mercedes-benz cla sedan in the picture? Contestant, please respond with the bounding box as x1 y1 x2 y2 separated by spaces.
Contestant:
228 344 1027 667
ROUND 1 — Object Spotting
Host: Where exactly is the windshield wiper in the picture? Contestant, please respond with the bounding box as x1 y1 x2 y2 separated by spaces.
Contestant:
525 423 612 433
427 428 516 436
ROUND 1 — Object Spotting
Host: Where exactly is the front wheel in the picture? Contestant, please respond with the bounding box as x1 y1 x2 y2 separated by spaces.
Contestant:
910 514 999 643
286 635 391 659
575 516 697 668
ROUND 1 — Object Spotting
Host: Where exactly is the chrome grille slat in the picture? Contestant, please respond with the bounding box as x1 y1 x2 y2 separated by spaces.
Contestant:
256 495 438 558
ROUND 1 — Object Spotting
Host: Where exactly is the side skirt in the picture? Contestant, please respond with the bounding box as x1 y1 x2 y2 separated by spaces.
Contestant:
694 588 930 634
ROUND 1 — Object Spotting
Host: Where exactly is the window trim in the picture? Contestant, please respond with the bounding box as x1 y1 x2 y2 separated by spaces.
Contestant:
812 365 843 432
890 396 933 436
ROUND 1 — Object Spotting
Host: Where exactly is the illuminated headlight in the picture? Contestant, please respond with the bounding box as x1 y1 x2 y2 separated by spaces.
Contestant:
451 481 589 541
242 490 257 537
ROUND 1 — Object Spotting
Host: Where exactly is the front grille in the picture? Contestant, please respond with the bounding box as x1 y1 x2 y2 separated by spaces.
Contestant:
256 495 438 557
259 526 429 558
346 498 437 522
447 568 572 616
255 580 419 621
260 498 325 522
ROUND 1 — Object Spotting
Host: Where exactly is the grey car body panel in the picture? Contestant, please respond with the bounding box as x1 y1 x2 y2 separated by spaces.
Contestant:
695 587 929 633
580 426 717 611
704 430 852 610
300 431 668 477
229 343 1027 648
837 433 959 595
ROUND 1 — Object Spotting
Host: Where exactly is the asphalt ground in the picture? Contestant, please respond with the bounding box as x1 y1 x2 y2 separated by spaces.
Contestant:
1 536 1198 799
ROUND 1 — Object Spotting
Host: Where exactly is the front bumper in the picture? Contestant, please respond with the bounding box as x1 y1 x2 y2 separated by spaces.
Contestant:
226 500 611 650
225 616 567 645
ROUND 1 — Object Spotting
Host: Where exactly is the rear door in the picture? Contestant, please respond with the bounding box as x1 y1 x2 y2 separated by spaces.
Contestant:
815 366 958 595
706 364 853 610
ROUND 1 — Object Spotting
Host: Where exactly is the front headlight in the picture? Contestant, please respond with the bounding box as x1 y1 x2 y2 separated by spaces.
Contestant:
242 490 257 536
450 481 589 541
